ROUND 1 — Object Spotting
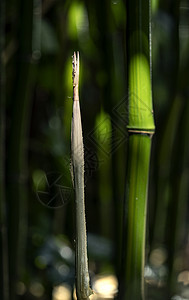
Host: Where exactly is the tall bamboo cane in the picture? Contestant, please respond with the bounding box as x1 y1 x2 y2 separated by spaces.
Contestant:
121 0 155 299
71 52 92 300
0 0 9 298
6 0 34 298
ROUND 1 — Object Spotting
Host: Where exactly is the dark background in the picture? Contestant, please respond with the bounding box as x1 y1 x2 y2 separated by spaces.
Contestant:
1 0 189 299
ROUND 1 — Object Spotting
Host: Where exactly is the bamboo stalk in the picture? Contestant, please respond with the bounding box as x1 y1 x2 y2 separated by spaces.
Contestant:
167 97 189 296
71 52 92 300
151 0 180 250
124 135 152 299
120 0 155 299
6 0 35 298
0 0 9 298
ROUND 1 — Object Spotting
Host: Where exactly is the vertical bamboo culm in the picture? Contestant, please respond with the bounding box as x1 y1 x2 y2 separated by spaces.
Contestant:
0 0 9 298
71 52 92 300
121 0 155 299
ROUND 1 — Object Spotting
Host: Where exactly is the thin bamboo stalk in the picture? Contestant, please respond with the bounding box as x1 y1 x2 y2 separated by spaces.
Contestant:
151 0 180 251
120 0 155 299
167 97 189 296
71 52 92 300
166 54 189 296
6 0 35 298
0 0 9 298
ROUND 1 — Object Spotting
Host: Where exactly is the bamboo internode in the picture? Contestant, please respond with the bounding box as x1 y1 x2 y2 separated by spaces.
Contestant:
121 0 155 299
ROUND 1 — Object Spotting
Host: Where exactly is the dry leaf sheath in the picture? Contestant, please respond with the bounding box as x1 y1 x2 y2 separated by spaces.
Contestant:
71 52 92 300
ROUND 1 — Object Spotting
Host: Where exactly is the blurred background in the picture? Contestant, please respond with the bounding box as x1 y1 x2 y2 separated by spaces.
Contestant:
1 0 189 299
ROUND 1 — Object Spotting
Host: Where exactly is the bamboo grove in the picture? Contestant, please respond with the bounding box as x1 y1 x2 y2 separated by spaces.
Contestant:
1 0 189 299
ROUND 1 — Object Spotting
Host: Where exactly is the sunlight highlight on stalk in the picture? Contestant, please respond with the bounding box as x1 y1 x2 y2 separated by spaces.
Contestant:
120 0 155 299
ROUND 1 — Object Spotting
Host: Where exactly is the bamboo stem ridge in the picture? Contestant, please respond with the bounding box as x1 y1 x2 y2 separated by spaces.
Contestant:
71 52 92 300
123 0 155 299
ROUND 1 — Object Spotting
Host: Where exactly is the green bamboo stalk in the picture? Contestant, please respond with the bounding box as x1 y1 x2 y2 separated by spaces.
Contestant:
124 135 152 299
0 0 9 298
121 0 155 299
152 96 182 249
167 96 189 296
71 52 92 300
166 44 189 296
6 0 35 298
151 0 180 250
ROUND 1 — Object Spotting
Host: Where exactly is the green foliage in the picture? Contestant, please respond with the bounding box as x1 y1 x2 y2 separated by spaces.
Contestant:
3 0 189 299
